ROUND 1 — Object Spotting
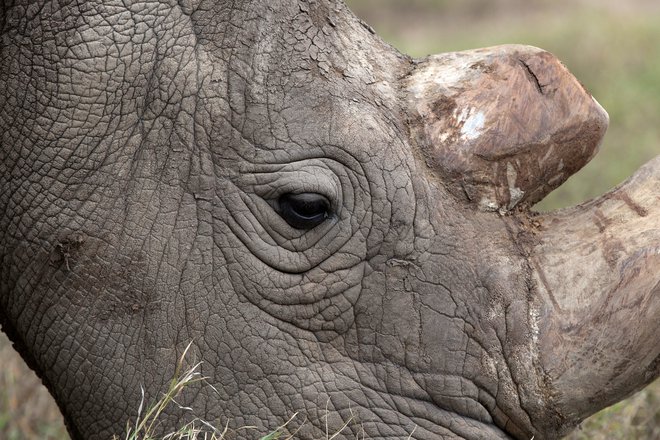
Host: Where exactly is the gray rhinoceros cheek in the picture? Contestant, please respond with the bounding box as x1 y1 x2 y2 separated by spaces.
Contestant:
339 180 537 437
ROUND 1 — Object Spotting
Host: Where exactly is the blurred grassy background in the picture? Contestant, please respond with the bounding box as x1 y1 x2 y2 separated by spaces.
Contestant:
0 333 68 439
1 0 658 439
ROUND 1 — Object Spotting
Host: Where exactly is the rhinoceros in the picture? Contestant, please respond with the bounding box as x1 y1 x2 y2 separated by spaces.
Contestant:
0 1 658 439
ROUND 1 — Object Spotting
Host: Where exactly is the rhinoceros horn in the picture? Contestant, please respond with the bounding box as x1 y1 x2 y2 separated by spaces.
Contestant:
406 43 659 437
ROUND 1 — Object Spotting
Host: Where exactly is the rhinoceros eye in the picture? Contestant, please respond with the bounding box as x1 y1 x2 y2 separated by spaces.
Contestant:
277 193 330 230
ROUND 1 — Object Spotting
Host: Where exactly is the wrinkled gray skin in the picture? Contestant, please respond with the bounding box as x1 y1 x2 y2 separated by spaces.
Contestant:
1 1 658 439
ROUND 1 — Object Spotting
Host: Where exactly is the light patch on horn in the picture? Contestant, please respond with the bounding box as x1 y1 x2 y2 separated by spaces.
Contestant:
506 162 525 210
404 44 609 211
460 110 485 140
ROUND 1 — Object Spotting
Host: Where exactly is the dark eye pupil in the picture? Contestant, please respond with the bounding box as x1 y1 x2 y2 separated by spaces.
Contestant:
288 195 326 217
278 193 330 230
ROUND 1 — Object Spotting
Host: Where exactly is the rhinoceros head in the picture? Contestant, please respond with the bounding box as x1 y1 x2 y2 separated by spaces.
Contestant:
0 1 657 439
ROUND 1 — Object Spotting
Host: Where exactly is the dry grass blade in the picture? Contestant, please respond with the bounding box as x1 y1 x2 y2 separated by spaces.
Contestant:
115 342 213 440
113 343 309 440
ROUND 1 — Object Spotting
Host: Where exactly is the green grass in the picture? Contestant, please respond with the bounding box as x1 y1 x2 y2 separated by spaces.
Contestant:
566 383 660 440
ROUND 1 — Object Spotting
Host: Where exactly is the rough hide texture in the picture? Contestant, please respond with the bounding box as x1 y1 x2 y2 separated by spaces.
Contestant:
0 1 657 439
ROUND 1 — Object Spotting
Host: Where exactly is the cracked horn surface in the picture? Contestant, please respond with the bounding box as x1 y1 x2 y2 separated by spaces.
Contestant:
406 45 609 212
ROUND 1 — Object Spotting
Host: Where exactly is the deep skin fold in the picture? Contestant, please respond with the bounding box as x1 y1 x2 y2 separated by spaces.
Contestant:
1 1 658 439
